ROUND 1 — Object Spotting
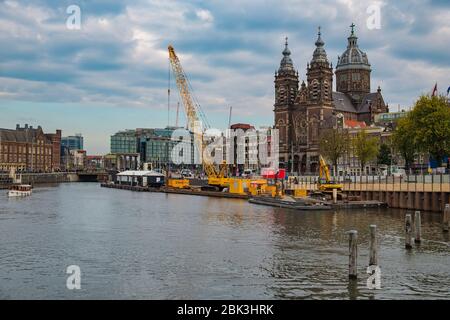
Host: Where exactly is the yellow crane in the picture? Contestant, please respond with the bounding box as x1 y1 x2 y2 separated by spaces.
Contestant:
318 155 343 192
168 45 229 190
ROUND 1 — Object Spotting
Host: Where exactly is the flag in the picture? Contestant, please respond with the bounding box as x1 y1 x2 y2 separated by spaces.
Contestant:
431 83 437 97
447 86 450 96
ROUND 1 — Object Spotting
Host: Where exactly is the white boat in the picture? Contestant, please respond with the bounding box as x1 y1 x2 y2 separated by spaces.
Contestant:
8 184 33 197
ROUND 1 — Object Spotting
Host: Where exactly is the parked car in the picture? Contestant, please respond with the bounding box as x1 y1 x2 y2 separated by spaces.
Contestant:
180 169 194 178
242 169 256 178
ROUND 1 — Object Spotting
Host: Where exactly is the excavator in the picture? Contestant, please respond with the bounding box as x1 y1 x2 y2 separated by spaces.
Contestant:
168 45 229 190
318 155 343 193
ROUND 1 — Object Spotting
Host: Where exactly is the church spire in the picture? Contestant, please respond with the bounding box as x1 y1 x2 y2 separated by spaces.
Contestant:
311 26 328 64
278 36 295 74
315 26 324 47
347 23 359 48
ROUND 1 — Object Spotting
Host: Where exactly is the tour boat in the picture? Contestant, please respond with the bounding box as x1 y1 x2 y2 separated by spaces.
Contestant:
8 184 33 197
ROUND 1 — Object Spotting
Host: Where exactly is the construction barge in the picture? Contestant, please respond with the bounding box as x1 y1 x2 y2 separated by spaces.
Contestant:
100 183 249 199
100 183 387 210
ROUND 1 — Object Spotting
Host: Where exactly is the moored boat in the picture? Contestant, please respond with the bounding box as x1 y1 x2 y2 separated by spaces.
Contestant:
8 184 32 197
249 196 332 211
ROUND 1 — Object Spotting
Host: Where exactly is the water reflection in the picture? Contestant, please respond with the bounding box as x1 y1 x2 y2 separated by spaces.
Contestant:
0 183 449 300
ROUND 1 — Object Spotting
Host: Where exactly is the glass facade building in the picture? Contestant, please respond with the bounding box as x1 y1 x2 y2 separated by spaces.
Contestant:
110 130 137 154
111 127 194 167
61 134 83 151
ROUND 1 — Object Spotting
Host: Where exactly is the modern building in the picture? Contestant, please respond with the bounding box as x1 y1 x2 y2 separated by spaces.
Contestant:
61 134 83 151
70 149 87 170
274 24 389 173
0 124 61 172
110 130 137 154
111 127 194 169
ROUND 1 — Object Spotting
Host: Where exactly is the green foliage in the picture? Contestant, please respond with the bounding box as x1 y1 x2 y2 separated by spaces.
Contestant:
392 95 450 167
319 128 349 173
377 143 392 166
408 95 450 164
352 130 379 171
392 117 416 170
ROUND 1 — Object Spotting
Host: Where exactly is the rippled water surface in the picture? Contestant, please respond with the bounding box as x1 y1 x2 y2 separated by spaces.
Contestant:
0 183 449 299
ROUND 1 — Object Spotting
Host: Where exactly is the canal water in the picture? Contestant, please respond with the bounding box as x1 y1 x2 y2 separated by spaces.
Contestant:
0 183 449 300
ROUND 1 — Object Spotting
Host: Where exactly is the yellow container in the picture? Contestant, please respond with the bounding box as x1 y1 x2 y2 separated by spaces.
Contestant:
208 177 230 188
229 178 251 194
263 185 277 197
294 189 307 198
167 179 190 189
248 180 268 196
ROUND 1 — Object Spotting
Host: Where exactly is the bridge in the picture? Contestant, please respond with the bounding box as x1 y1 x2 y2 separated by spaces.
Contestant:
76 170 109 182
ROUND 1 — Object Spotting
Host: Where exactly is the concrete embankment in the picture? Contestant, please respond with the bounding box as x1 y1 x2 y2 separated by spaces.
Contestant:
0 173 78 188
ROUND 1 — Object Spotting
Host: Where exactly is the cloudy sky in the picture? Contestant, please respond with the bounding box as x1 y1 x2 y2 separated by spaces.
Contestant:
0 0 449 154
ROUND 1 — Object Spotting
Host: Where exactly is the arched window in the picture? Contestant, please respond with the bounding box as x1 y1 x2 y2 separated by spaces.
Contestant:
311 80 319 100
324 80 329 99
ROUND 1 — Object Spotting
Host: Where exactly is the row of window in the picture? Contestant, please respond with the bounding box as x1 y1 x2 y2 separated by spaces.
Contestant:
0 154 52 164
1 144 52 155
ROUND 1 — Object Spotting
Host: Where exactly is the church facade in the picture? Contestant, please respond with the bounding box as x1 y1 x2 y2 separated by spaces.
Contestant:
274 25 389 173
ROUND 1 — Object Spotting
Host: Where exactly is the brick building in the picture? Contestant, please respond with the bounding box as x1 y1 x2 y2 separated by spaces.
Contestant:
0 124 61 172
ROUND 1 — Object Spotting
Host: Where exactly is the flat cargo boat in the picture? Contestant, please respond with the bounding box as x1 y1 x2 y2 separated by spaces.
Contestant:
249 196 332 211
8 184 32 197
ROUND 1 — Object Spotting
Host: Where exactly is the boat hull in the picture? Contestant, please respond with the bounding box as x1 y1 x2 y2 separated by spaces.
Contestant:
8 190 32 197
249 197 332 211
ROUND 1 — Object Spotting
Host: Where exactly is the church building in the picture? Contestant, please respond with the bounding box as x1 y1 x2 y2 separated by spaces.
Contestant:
274 24 389 173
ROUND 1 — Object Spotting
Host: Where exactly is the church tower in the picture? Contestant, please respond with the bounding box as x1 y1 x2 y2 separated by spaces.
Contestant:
274 38 299 164
306 27 333 107
335 24 371 105
274 37 299 107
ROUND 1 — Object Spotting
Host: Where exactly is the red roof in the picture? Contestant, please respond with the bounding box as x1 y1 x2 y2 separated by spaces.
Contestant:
230 123 255 130
345 119 367 128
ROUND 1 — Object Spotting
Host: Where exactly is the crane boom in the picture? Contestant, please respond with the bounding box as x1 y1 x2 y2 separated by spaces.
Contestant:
168 45 199 132
168 45 228 186
318 155 343 193
319 155 331 183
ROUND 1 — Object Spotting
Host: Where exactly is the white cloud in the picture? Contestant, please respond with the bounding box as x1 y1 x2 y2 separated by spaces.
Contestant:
0 0 449 153
196 9 214 23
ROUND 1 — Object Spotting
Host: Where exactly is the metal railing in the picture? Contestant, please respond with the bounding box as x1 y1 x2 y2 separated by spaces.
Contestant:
287 174 450 192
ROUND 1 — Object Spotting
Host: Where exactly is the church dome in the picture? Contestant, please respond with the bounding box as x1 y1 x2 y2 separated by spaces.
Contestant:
336 24 371 71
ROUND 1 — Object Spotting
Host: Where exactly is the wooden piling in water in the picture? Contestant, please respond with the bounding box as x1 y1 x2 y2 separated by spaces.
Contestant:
444 204 450 232
405 214 413 249
348 230 358 279
369 225 378 266
415 211 422 243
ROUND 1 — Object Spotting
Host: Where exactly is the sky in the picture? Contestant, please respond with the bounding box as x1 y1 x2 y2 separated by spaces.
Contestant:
0 0 449 154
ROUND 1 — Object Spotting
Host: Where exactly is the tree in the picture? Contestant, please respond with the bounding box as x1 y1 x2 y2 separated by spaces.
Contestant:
352 130 379 173
319 128 349 175
408 95 450 165
377 143 392 166
392 117 417 171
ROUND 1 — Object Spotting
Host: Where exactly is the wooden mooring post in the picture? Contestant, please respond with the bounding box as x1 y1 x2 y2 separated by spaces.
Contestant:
415 211 422 244
369 225 378 266
405 214 413 249
444 204 450 232
348 230 358 279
